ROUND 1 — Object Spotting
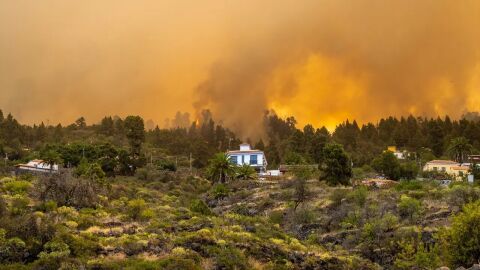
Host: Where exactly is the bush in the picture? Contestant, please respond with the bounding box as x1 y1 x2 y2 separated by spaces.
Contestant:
0 229 27 263
347 186 368 207
293 208 316 224
35 239 71 269
397 195 423 221
127 199 147 220
2 180 32 195
448 184 480 209
269 210 284 225
211 246 249 270
190 199 213 216
10 195 30 215
440 201 480 267
394 238 441 270
395 180 424 191
212 184 230 199
329 188 349 207
157 159 177 172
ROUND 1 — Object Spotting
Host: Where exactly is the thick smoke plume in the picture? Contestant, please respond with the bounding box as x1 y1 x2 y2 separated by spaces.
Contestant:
1 1 480 138
194 0 480 137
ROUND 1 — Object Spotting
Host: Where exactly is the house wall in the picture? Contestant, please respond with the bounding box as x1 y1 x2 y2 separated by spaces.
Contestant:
423 162 470 180
424 163 457 174
229 153 264 166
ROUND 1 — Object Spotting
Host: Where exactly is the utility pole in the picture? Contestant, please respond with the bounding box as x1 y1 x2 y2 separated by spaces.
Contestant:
189 152 192 174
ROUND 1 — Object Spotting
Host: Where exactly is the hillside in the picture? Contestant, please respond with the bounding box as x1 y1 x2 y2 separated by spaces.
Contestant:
1 169 480 269
0 172 380 270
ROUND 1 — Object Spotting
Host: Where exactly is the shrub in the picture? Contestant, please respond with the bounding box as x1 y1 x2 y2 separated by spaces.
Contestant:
448 184 480 209
157 159 177 172
3 180 32 195
120 235 148 256
36 200 58 212
439 201 480 267
269 210 284 225
0 229 27 263
212 184 230 199
329 188 349 207
397 195 423 221
10 195 30 215
394 239 441 270
190 199 213 216
127 199 147 220
347 186 368 207
361 213 399 254
395 180 424 191
211 246 249 270
35 239 71 269
293 208 316 224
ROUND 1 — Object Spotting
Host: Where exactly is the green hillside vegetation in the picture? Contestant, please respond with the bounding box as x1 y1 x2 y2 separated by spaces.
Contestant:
1 109 480 269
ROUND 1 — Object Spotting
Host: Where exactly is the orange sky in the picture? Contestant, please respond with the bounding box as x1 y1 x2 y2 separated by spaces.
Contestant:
1 1 479 136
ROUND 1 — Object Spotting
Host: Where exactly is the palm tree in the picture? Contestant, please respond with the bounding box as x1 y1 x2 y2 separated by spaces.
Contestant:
41 149 62 173
206 153 236 183
448 137 473 163
236 164 257 180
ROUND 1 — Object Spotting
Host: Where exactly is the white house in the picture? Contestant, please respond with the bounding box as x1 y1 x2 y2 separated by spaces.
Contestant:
386 146 409 159
15 159 59 174
226 143 267 173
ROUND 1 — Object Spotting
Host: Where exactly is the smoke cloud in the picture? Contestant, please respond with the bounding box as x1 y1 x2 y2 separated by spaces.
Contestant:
1 1 480 137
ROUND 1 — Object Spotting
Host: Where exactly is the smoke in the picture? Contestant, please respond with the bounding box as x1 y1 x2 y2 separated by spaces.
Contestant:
1 1 480 137
194 0 480 135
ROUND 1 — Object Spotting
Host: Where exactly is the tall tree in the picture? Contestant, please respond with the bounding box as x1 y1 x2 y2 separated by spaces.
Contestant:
99 116 115 136
75 117 87 129
41 149 62 173
448 137 473 163
124 116 145 155
319 143 352 186
371 151 402 180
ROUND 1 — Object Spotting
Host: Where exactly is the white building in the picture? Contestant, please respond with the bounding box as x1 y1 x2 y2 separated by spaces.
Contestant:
226 143 267 173
15 159 59 174
386 146 408 159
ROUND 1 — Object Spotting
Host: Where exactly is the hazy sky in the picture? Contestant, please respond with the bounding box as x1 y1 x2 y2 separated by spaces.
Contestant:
1 0 480 136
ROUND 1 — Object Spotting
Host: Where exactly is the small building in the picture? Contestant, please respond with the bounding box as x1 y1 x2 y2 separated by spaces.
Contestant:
226 143 267 173
468 155 480 163
386 146 408 159
15 159 59 174
423 160 469 181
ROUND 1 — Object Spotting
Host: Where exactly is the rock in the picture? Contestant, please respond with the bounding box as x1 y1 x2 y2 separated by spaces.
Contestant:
456 267 467 270
295 223 322 240
469 264 480 270
436 267 450 270
244 225 256 233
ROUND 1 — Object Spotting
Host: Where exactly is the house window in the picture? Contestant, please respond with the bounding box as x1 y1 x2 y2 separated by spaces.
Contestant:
250 155 258 165
230 156 237 164
441 167 446 172
433 167 438 171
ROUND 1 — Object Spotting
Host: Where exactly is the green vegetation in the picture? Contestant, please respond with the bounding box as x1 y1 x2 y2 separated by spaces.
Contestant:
1 109 480 268
319 143 352 186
